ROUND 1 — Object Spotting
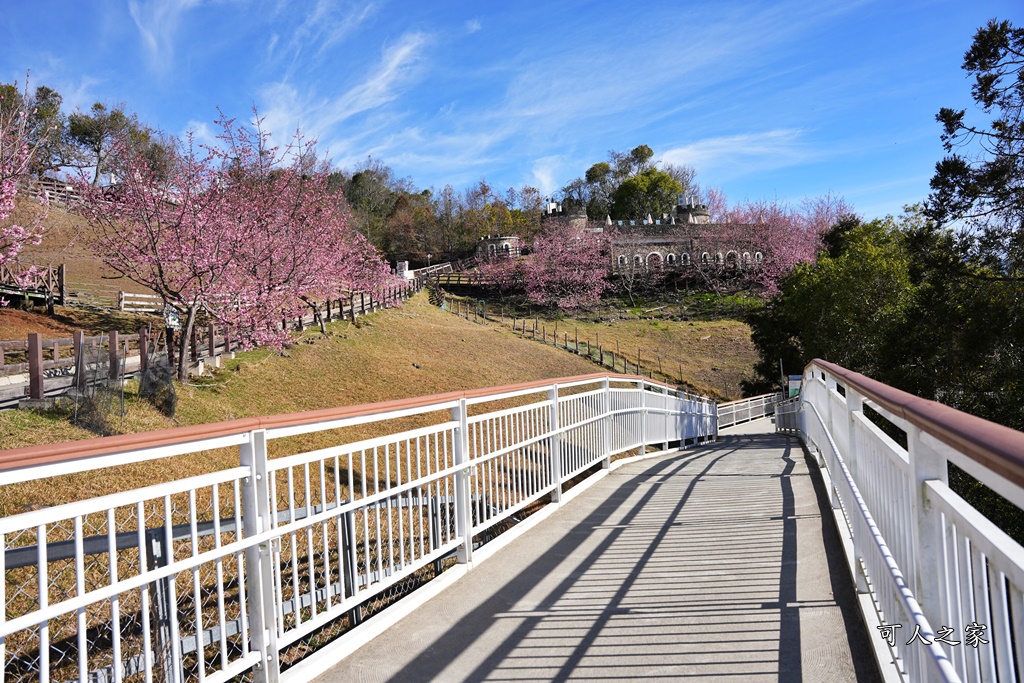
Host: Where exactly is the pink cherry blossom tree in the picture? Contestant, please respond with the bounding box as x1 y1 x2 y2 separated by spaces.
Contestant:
522 222 608 309
77 133 234 381
691 193 855 295
79 110 394 381
0 76 49 281
207 112 394 343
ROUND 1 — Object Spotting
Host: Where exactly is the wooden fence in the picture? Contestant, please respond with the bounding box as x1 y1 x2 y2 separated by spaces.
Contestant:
0 262 65 308
437 298 697 388
3 276 427 405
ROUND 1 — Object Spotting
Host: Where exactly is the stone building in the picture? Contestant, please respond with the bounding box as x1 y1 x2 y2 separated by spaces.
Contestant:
604 195 763 272
475 235 522 260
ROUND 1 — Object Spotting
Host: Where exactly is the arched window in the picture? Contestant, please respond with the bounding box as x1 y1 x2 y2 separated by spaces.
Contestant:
634 254 644 266
618 254 628 266
725 251 739 268
666 253 676 265
503 243 510 253
715 252 724 265
700 252 710 265
648 252 663 268
489 244 496 255
681 253 691 266
742 252 751 264
754 251 764 263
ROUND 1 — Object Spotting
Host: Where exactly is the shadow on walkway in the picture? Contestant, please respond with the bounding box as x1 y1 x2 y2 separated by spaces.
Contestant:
318 432 881 682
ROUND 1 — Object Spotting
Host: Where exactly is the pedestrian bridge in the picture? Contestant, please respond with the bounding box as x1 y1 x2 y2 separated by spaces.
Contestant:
0 365 1021 682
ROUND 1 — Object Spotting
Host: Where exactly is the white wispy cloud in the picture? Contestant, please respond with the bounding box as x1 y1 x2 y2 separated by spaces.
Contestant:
258 30 432 145
283 0 379 65
465 18 482 34
530 155 566 195
660 130 811 178
128 0 202 71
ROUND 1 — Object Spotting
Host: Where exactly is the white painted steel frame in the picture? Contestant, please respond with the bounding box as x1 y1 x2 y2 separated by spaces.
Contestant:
1 375 715 683
717 392 783 429
778 364 1024 683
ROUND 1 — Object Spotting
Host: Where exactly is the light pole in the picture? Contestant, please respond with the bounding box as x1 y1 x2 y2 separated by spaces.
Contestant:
427 254 432 267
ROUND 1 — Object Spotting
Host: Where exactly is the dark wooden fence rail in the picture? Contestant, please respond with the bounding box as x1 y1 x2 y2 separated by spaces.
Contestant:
4 276 427 404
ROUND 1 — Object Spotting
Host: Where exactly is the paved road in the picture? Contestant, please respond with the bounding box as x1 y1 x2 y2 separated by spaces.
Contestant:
316 418 881 682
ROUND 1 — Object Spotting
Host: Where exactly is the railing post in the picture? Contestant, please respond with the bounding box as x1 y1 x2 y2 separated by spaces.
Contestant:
27 332 43 399
637 380 647 454
711 399 719 442
845 391 869 594
452 399 474 564
239 430 281 683
601 377 611 469
907 424 949 633
548 385 562 502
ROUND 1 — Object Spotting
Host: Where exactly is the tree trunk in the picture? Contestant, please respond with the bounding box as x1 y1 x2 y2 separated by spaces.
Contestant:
177 304 198 383
301 296 329 335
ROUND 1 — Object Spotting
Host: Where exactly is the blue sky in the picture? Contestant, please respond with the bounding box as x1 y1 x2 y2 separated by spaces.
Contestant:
1 0 1020 220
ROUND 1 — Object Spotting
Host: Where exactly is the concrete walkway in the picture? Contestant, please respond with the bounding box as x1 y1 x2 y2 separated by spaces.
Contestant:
316 419 880 682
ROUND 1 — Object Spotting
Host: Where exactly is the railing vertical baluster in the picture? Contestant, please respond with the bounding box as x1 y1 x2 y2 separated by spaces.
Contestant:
239 429 280 683
638 380 647 454
453 398 473 564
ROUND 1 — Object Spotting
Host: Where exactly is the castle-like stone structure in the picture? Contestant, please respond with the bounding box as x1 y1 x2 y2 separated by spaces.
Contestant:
545 195 763 271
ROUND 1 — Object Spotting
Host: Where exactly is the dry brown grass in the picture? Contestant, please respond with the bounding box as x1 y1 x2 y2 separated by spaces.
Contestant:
470 301 757 401
0 294 607 512
10 198 154 293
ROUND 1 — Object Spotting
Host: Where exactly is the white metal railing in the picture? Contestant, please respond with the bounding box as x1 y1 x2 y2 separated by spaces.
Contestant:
778 360 1024 683
0 373 716 683
716 392 783 429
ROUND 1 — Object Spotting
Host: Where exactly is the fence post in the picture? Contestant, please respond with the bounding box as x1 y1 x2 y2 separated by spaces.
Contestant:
548 384 562 503
239 429 281 683
73 331 84 389
139 327 149 373
602 377 611 469
452 398 474 564
27 332 43 399
108 331 119 380
57 263 66 305
117 290 124 311
350 293 357 322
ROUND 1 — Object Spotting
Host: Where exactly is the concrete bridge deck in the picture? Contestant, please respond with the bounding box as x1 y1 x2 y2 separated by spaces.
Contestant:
315 418 881 682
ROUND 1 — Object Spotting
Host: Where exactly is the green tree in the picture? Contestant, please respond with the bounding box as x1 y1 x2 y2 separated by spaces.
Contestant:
609 167 683 219
927 19 1024 273
68 102 162 185
0 81 71 176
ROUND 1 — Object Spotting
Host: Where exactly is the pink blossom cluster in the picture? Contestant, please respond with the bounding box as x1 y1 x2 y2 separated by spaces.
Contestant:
0 82 47 277
78 111 394 378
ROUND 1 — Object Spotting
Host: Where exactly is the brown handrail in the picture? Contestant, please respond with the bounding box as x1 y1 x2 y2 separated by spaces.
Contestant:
809 359 1024 489
0 372 697 475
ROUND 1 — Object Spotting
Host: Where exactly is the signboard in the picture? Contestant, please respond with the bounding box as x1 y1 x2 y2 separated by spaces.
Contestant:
163 304 181 330
788 374 802 398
